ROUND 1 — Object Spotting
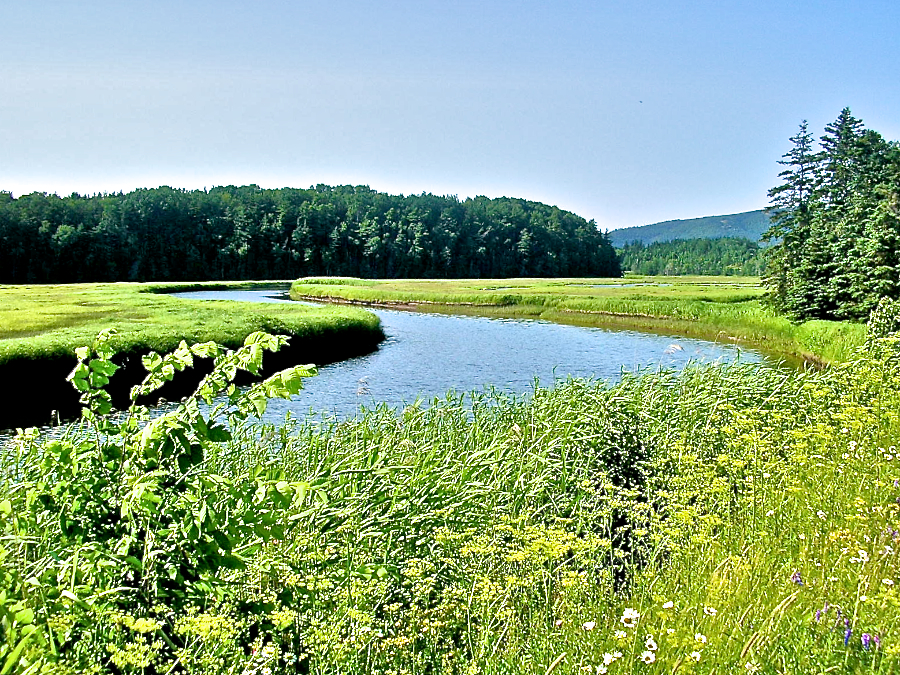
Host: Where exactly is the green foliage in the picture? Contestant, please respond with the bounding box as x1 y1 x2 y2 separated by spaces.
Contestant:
0 186 621 282
618 237 766 276
0 331 316 672
3 301 900 673
764 109 900 321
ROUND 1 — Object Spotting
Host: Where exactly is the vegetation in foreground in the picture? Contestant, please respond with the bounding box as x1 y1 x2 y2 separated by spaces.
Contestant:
290 275 865 364
2 300 900 674
0 282 383 367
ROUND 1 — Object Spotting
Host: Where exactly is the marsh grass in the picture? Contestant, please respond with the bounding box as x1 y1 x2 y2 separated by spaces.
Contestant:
0 281 383 365
2 303 898 673
290 276 866 363
216 328 898 674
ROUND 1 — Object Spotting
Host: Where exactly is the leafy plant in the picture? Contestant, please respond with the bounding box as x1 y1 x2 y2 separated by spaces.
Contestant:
3 330 316 672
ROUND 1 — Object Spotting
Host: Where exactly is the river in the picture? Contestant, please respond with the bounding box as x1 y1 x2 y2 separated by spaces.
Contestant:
172 289 771 422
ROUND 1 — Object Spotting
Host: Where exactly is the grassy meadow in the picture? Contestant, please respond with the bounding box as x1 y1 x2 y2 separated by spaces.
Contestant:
0 281 385 428
0 281 383 366
2 301 899 673
290 276 866 364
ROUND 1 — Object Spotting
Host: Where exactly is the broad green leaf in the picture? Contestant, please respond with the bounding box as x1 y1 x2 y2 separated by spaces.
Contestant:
13 608 33 625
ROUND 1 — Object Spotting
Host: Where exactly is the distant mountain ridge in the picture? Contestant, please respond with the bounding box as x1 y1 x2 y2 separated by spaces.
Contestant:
608 209 771 247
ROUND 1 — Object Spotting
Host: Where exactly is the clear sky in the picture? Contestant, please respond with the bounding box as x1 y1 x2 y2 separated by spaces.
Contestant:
2 0 899 231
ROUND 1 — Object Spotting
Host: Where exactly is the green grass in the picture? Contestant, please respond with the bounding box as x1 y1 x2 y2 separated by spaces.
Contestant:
291 276 867 363
0 281 383 366
4 320 899 673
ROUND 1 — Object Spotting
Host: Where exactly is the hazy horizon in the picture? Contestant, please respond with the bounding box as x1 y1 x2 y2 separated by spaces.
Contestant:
3 1 898 230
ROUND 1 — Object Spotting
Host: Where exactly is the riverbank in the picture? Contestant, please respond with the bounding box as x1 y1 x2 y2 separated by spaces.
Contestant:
0 281 384 427
3 311 898 674
290 276 866 364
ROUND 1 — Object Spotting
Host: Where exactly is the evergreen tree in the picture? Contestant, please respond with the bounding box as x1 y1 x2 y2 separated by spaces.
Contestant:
763 110 900 320
763 121 817 315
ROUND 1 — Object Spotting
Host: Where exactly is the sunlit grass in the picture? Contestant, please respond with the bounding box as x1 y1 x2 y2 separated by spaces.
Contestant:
203 329 898 673
291 276 866 363
0 281 383 364
2 307 899 672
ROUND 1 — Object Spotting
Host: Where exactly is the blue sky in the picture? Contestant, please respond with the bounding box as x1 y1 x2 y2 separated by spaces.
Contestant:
2 0 899 230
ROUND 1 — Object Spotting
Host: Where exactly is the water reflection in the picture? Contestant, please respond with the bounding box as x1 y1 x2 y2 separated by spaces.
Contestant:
171 290 768 422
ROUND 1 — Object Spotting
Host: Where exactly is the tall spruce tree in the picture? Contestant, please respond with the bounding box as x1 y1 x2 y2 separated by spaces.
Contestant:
763 120 817 316
764 110 900 321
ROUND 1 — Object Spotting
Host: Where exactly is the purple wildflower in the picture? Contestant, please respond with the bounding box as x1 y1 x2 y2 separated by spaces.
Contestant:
862 633 871 650
791 570 803 585
845 627 852 646
874 635 881 649
814 609 822 622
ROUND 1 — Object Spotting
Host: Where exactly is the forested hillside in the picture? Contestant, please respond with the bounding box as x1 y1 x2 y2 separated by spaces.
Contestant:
0 185 621 283
764 109 900 320
618 237 765 276
608 209 770 247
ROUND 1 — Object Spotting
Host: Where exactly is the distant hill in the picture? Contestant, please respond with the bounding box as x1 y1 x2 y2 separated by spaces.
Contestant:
608 209 771 247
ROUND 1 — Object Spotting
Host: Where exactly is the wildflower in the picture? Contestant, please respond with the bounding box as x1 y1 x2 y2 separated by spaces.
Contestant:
614 630 627 639
666 628 676 635
639 651 656 664
645 636 658 651
874 635 881 649
583 621 596 631
596 667 607 675
814 609 822 622
862 633 872 650
695 633 707 644
621 608 640 628
745 662 760 673
555 619 563 627
844 626 852 646
790 570 803 585
765 510 775 517
883 578 895 586
817 510 827 520
602 652 618 666
690 651 702 662
703 606 717 616
662 600 674 609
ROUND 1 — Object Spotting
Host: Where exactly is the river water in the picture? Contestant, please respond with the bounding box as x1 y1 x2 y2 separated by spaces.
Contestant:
172 289 770 422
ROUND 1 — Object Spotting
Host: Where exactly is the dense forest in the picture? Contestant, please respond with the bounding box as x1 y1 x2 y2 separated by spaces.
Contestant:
608 209 770 247
0 185 621 283
764 108 900 320
617 237 765 276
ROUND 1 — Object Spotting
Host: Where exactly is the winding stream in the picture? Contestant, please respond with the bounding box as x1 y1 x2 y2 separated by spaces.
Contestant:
173 289 772 422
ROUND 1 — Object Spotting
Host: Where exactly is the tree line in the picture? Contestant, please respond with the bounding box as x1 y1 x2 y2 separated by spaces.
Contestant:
618 237 766 276
0 185 621 283
764 109 900 321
